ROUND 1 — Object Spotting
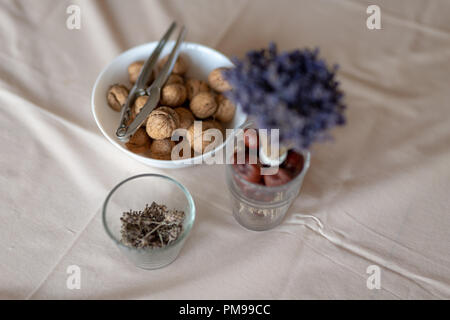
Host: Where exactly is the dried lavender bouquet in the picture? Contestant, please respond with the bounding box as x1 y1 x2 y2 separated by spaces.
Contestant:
223 43 346 151
120 202 185 249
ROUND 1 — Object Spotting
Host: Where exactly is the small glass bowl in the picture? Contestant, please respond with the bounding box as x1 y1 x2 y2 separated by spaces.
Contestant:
226 151 310 231
102 174 195 270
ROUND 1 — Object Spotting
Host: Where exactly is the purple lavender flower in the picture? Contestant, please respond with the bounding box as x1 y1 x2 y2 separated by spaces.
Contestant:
223 43 346 150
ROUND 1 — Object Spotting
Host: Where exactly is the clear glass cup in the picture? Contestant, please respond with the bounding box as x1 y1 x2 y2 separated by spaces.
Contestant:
226 151 310 231
102 174 195 269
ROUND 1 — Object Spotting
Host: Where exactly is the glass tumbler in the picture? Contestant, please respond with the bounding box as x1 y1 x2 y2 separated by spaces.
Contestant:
226 152 310 231
102 174 195 270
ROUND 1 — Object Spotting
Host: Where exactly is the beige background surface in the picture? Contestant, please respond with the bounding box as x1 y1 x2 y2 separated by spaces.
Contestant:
0 0 449 299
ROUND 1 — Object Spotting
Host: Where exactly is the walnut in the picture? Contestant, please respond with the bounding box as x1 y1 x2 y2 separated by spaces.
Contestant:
187 120 223 153
160 83 187 107
127 95 149 127
175 107 195 129
208 67 232 92
190 92 217 119
146 106 180 140
126 115 135 126
125 127 152 154
159 106 180 126
165 74 184 85
128 61 144 85
107 84 129 112
214 94 236 123
150 138 175 160
133 96 148 116
185 78 210 100
158 55 188 75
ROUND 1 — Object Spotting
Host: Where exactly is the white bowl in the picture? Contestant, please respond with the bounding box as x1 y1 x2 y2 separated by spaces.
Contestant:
92 41 246 168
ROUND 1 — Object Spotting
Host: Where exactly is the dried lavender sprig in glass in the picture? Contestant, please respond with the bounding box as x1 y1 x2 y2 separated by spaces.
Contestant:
120 202 185 249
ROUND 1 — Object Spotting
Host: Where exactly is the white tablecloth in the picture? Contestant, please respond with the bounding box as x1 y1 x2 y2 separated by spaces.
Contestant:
1 0 449 299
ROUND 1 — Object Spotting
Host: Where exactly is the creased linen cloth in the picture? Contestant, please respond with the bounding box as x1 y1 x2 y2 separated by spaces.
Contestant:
0 0 449 299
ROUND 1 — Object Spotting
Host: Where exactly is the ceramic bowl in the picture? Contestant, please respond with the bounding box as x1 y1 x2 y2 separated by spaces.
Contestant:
92 41 246 168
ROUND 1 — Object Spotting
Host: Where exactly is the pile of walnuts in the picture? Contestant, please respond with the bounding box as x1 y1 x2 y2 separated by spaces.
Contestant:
107 55 236 160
